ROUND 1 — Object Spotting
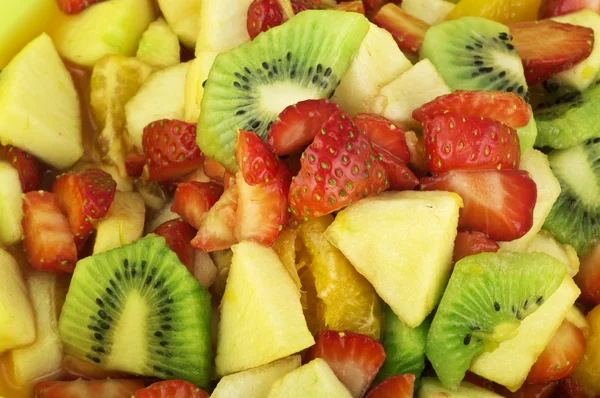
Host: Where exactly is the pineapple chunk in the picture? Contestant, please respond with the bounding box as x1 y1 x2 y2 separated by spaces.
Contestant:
9 272 62 385
0 33 82 170
215 241 314 377
212 356 301 398
0 162 23 247
565 306 591 338
125 62 190 149
419 377 502 398
470 277 580 391
196 0 254 55
136 18 180 69
401 0 455 25
331 23 412 116
93 192 146 254
50 0 155 68
184 52 219 123
0 249 35 353
527 231 580 277
0 0 62 69
325 191 462 328
268 358 352 398
157 0 200 48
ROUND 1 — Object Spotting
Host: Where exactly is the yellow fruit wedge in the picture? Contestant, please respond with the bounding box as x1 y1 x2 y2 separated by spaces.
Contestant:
184 52 218 123
136 18 180 69
573 305 600 395
93 192 146 254
0 162 23 247
196 0 254 55
419 377 503 397
445 0 542 24
527 231 580 277
157 0 200 48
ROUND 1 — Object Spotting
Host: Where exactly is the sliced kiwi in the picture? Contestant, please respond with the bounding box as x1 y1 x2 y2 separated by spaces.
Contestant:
543 138 600 254
426 252 566 389
420 17 529 101
197 10 370 171
58 235 212 387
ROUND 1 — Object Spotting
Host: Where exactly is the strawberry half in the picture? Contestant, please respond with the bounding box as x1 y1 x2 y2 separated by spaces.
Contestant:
306 330 386 398
288 110 389 219
365 374 416 398
422 114 521 174
22 191 78 273
236 130 280 184
421 170 537 242
142 119 204 182
154 219 197 271
191 186 239 252
247 0 286 40
377 148 419 191
412 91 532 129
1 145 42 192
134 380 209 398
53 168 117 248
124 149 145 178
171 182 224 229
334 0 366 14
539 0 600 19
267 99 340 156
56 0 106 14
510 20 594 85
354 113 410 163
453 231 499 263
371 3 429 56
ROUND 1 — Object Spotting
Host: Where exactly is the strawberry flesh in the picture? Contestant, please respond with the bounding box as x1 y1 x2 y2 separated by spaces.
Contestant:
56 0 106 14
575 243 600 305
153 219 197 271
203 157 227 182
365 374 415 398
354 113 410 163
247 0 286 40
376 147 419 191
34 379 144 398
171 182 224 229
371 3 429 56
134 380 209 398
191 186 239 252
1 145 42 192
539 0 600 19
453 231 499 263
236 130 280 184
124 149 145 178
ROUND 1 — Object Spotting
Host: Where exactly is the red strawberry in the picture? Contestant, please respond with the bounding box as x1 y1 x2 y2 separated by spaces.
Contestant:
203 157 226 182
556 376 590 398
509 20 594 85
412 91 532 129
575 242 600 305
334 0 366 14
247 0 286 40
171 182 224 229
53 168 117 247
292 0 322 13
464 372 558 397
306 330 386 398
1 145 41 192
365 374 415 398
363 0 389 15
124 149 145 178
191 186 239 252
453 231 499 263
288 110 389 219
267 99 340 156
377 148 419 191
421 170 537 242
539 0 600 19
371 3 430 56
34 379 144 398
236 130 280 184
134 380 209 398
142 119 204 182
22 191 78 273
422 114 521 174
154 219 197 271
56 0 106 14
354 113 410 163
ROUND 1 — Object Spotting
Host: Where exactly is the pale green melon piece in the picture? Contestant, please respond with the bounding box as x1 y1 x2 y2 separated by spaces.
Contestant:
136 18 180 69
419 377 502 397
267 359 352 398
0 162 23 247
196 0 254 55
401 0 455 25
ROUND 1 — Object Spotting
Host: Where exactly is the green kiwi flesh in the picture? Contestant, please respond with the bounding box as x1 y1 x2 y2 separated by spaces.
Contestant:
420 17 529 101
58 235 212 387
197 10 370 171
543 138 600 254
426 252 566 390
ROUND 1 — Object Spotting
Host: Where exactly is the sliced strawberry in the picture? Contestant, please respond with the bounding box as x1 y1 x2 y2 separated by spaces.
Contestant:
575 242 600 306
34 379 144 398
1 145 41 192
134 380 209 398
509 20 594 85
371 3 429 56
354 113 410 163
191 186 239 252
22 191 78 273
142 119 204 182
413 91 532 129
539 0 600 19
365 374 415 398
292 0 322 13
247 0 286 40
306 330 386 398
267 99 340 156
422 114 521 174
453 231 499 263
236 130 280 184
124 149 145 178
288 110 389 219
464 372 558 397
154 219 197 271
421 170 537 242
171 182 224 229
53 168 117 247
334 0 366 14
377 148 419 191
203 157 226 182
556 376 590 398
56 0 106 14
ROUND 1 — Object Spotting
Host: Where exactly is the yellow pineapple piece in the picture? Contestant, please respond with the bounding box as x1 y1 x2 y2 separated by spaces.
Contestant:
157 0 199 48
419 377 503 397
184 52 218 123
0 162 23 247
565 306 591 338
196 0 254 55
93 192 146 254
445 0 542 24
526 231 580 277
572 305 600 395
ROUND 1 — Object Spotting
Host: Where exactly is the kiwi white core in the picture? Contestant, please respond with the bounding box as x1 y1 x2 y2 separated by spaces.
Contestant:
551 145 600 207
493 51 524 76
258 82 320 115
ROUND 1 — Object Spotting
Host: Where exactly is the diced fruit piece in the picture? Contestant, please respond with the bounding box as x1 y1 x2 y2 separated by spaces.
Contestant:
212 356 301 398
33 379 145 398
354 113 410 163
453 231 499 263
1 146 41 192
237 130 280 184
192 251 217 289
335 1 366 13
247 0 287 40
184 52 219 123
401 0 455 25
565 306 592 338
134 380 209 397
126 62 191 150
419 377 503 397
145 199 178 233
556 375 590 398
172 182 223 229
421 169 537 242
427 252 567 389
196 0 254 54
0 161 24 246
470 276 580 391
444 0 542 24
156 0 200 48
51 0 154 67
191 186 239 252
372 4 429 56
204 157 227 181
210 249 234 297
93 191 146 254
378 151 419 191
215 241 314 376
59 235 212 386
404 130 428 176
527 231 580 277
572 305 600 395
331 23 412 116
267 100 340 156
136 18 180 69
57 0 105 14
154 219 196 271
576 243 600 305
539 0 600 18
268 358 352 398
8 272 62 385
0 33 82 169
366 374 415 398
0 249 35 353
197 10 370 171
288 110 389 219
325 191 462 327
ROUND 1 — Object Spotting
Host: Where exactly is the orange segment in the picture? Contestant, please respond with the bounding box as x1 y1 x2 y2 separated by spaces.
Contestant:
445 0 542 24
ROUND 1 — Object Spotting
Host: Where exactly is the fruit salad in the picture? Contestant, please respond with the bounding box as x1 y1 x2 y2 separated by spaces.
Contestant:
2 0 600 397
